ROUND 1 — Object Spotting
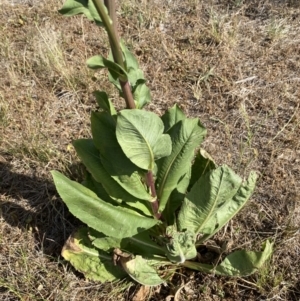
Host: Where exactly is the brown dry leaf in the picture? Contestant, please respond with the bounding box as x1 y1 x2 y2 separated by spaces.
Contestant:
132 285 150 301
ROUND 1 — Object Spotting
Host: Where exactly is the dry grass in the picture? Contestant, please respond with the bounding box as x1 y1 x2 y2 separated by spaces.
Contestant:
1 0 300 300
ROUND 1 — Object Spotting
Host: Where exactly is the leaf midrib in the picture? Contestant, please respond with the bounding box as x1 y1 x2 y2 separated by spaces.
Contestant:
129 236 165 254
125 116 154 170
157 125 195 200
195 169 225 234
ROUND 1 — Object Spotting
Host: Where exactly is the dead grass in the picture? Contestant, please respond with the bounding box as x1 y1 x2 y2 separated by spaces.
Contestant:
0 0 300 300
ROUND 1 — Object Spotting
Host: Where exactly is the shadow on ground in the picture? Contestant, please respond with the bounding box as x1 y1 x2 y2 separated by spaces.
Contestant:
0 161 82 256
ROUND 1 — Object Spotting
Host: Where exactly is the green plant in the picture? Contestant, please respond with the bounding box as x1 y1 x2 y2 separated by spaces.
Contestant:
51 0 273 286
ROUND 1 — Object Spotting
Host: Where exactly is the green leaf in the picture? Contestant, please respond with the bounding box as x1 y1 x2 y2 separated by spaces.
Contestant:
162 167 191 224
161 104 186 132
120 41 146 84
128 69 146 87
182 240 273 276
58 0 103 26
105 45 151 109
116 110 172 170
88 228 125 252
133 82 151 109
51 171 159 238
120 41 139 70
73 138 151 214
125 231 166 257
156 118 207 213
61 227 126 281
189 148 216 190
178 165 242 235
87 55 128 81
91 112 152 203
73 139 122 202
197 171 257 243
89 229 165 257
107 51 122 90
165 226 197 263
82 172 117 205
93 91 116 115
121 255 165 286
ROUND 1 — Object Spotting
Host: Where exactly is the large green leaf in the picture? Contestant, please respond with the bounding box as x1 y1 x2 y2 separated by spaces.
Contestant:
91 112 152 202
161 104 186 132
182 240 273 276
61 227 126 281
120 255 165 286
178 165 242 235
197 171 257 244
82 172 117 205
73 138 124 201
58 0 103 26
189 148 216 190
51 171 159 238
156 118 207 213
116 110 172 170
73 138 151 214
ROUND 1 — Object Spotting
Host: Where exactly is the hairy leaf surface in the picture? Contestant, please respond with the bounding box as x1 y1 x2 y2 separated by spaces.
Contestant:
178 165 242 235
156 118 206 213
116 110 172 170
73 138 151 214
91 112 152 202
165 226 197 263
197 171 257 243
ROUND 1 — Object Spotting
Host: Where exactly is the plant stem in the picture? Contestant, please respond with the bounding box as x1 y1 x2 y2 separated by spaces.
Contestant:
92 0 135 109
104 0 117 32
103 0 120 63
146 171 161 219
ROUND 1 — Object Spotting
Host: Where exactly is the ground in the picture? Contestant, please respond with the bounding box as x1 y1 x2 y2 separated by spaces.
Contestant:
0 0 299 300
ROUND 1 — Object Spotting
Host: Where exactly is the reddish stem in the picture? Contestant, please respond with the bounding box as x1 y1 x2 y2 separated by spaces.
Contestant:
146 171 161 219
